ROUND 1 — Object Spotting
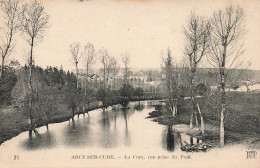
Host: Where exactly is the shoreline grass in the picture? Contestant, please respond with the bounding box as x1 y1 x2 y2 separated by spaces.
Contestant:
147 92 260 149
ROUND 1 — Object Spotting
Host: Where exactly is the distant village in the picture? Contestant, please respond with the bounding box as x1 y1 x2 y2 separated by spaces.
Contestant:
7 59 260 96
76 68 163 95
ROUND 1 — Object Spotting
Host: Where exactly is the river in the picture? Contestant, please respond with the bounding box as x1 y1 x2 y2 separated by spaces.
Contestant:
0 100 258 168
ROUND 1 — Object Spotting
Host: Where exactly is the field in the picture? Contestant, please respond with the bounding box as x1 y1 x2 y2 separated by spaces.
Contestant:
148 92 260 148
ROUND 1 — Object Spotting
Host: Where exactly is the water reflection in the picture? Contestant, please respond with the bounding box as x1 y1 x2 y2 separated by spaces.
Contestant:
162 125 204 152
97 109 118 148
133 102 145 112
162 125 182 152
63 118 92 147
100 110 112 129
12 100 185 153
20 131 56 151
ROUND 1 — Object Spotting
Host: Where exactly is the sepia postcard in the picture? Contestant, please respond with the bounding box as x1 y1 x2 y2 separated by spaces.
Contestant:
0 0 259 167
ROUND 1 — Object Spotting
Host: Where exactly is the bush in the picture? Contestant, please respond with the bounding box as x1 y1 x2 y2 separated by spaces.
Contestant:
195 83 209 96
120 84 134 99
134 87 144 98
0 68 17 106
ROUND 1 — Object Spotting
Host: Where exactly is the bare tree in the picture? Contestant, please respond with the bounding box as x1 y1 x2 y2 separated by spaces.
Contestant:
110 56 120 90
81 42 95 113
99 47 109 88
18 0 49 137
69 42 81 88
208 5 246 147
0 0 19 79
106 56 113 88
183 12 211 134
98 48 110 109
161 48 178 117
121 52 130 84
69 41 81 118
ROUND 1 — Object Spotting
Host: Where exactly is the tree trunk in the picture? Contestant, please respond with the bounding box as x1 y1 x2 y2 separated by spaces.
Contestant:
220 73 226 147
0 56 4 79
189 70 198 128
76 63 80 113
71 108 75 123
220 106 225 147
189 114 193 129
83 65 89 115
175 101 178 116
194 112 199 127
28 117 32 137
33 128 39 136
172 100 178 117
172 103 175 117
197 103 205 134
28 37 34 137
104 63 106 88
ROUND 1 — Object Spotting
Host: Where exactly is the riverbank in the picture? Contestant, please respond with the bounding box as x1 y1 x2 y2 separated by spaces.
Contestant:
0 97 159 145
147 92 260 149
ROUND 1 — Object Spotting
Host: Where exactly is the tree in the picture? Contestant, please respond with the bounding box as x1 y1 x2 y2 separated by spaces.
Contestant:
18 0 49 137
110 56 120 90
134 87 144 99
69 42 81 88
82 42 95 112
120 83 134 100
208 5 246 147
96 87 109 110
0 0 19 79
99 48 109 88
121 52 130 84
0 67 17 106
69 41 82 115
183 12 211 133
161 49 178 117
98 48 110 108
63 71 78 122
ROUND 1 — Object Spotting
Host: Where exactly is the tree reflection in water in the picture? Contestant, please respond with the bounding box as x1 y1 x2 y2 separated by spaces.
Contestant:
63 118 92 147
20 101 153 150
20 131 56 151
97 109 118 148
162 125 182 152
122 108 131 146
133 101 145 112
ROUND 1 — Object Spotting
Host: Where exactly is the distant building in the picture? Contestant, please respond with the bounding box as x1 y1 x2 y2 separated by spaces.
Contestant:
9 60 20 69
249 84 260 92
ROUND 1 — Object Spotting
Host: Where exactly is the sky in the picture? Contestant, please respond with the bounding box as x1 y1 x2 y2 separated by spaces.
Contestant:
3 0 260 71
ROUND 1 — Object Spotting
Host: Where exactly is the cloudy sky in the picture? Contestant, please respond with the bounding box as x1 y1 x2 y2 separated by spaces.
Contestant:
8 0 260 71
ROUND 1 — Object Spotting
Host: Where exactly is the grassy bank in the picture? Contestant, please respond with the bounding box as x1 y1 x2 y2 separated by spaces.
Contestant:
148 92 260 149
0 101 100 145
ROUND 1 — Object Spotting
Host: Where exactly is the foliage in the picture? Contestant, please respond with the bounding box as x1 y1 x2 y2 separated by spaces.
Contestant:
134 87 144 98
0 67 17 106
195 83 210 96
11 65 78 124
120 84 134 99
